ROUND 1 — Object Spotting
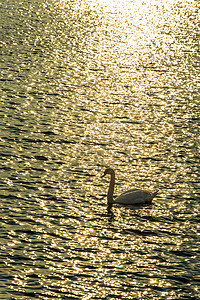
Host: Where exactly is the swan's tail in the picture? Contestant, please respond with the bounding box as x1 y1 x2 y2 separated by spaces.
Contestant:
152 190 159 198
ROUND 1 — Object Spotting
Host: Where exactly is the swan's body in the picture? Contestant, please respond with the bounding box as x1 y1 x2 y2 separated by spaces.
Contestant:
102 168 158 207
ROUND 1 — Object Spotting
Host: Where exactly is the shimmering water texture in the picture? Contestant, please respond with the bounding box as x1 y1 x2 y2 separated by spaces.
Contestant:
0 0 200 299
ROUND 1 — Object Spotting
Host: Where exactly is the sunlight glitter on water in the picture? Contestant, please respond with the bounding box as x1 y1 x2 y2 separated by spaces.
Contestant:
0 0 199 298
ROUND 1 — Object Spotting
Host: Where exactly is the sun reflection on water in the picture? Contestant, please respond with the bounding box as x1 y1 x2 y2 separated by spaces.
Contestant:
0 0 199 298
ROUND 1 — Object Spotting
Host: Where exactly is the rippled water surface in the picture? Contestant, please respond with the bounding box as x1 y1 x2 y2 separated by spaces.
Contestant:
0 0 200 299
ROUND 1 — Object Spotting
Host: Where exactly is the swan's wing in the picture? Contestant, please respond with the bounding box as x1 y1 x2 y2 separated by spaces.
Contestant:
115 190 153 205
120 188 140 195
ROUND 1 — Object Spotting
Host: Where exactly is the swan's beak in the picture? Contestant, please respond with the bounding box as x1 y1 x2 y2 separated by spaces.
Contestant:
101 173 106 178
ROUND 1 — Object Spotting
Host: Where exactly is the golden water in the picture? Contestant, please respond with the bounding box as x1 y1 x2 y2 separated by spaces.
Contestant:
0 0 199 299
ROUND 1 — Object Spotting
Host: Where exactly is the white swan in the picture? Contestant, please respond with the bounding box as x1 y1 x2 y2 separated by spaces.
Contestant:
102 167 158 207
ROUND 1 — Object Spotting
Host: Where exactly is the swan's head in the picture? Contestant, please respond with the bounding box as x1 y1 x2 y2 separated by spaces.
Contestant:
101 167 115 178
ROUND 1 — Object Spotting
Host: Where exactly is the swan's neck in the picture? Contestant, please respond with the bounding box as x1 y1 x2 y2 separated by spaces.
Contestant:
107 172 115 205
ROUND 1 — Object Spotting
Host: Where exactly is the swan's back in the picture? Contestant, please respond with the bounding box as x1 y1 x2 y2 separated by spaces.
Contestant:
115 189 156 205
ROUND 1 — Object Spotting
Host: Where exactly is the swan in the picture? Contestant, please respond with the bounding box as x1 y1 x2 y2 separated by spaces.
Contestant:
101 167 158 207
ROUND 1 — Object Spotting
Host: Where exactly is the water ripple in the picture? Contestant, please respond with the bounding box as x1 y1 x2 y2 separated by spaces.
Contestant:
0 0 199 299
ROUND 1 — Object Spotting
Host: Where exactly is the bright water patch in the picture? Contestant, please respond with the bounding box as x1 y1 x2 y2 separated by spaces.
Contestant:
0 0 199 299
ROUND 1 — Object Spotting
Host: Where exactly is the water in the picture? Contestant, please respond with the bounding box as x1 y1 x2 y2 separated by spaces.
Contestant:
0 0 199 299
